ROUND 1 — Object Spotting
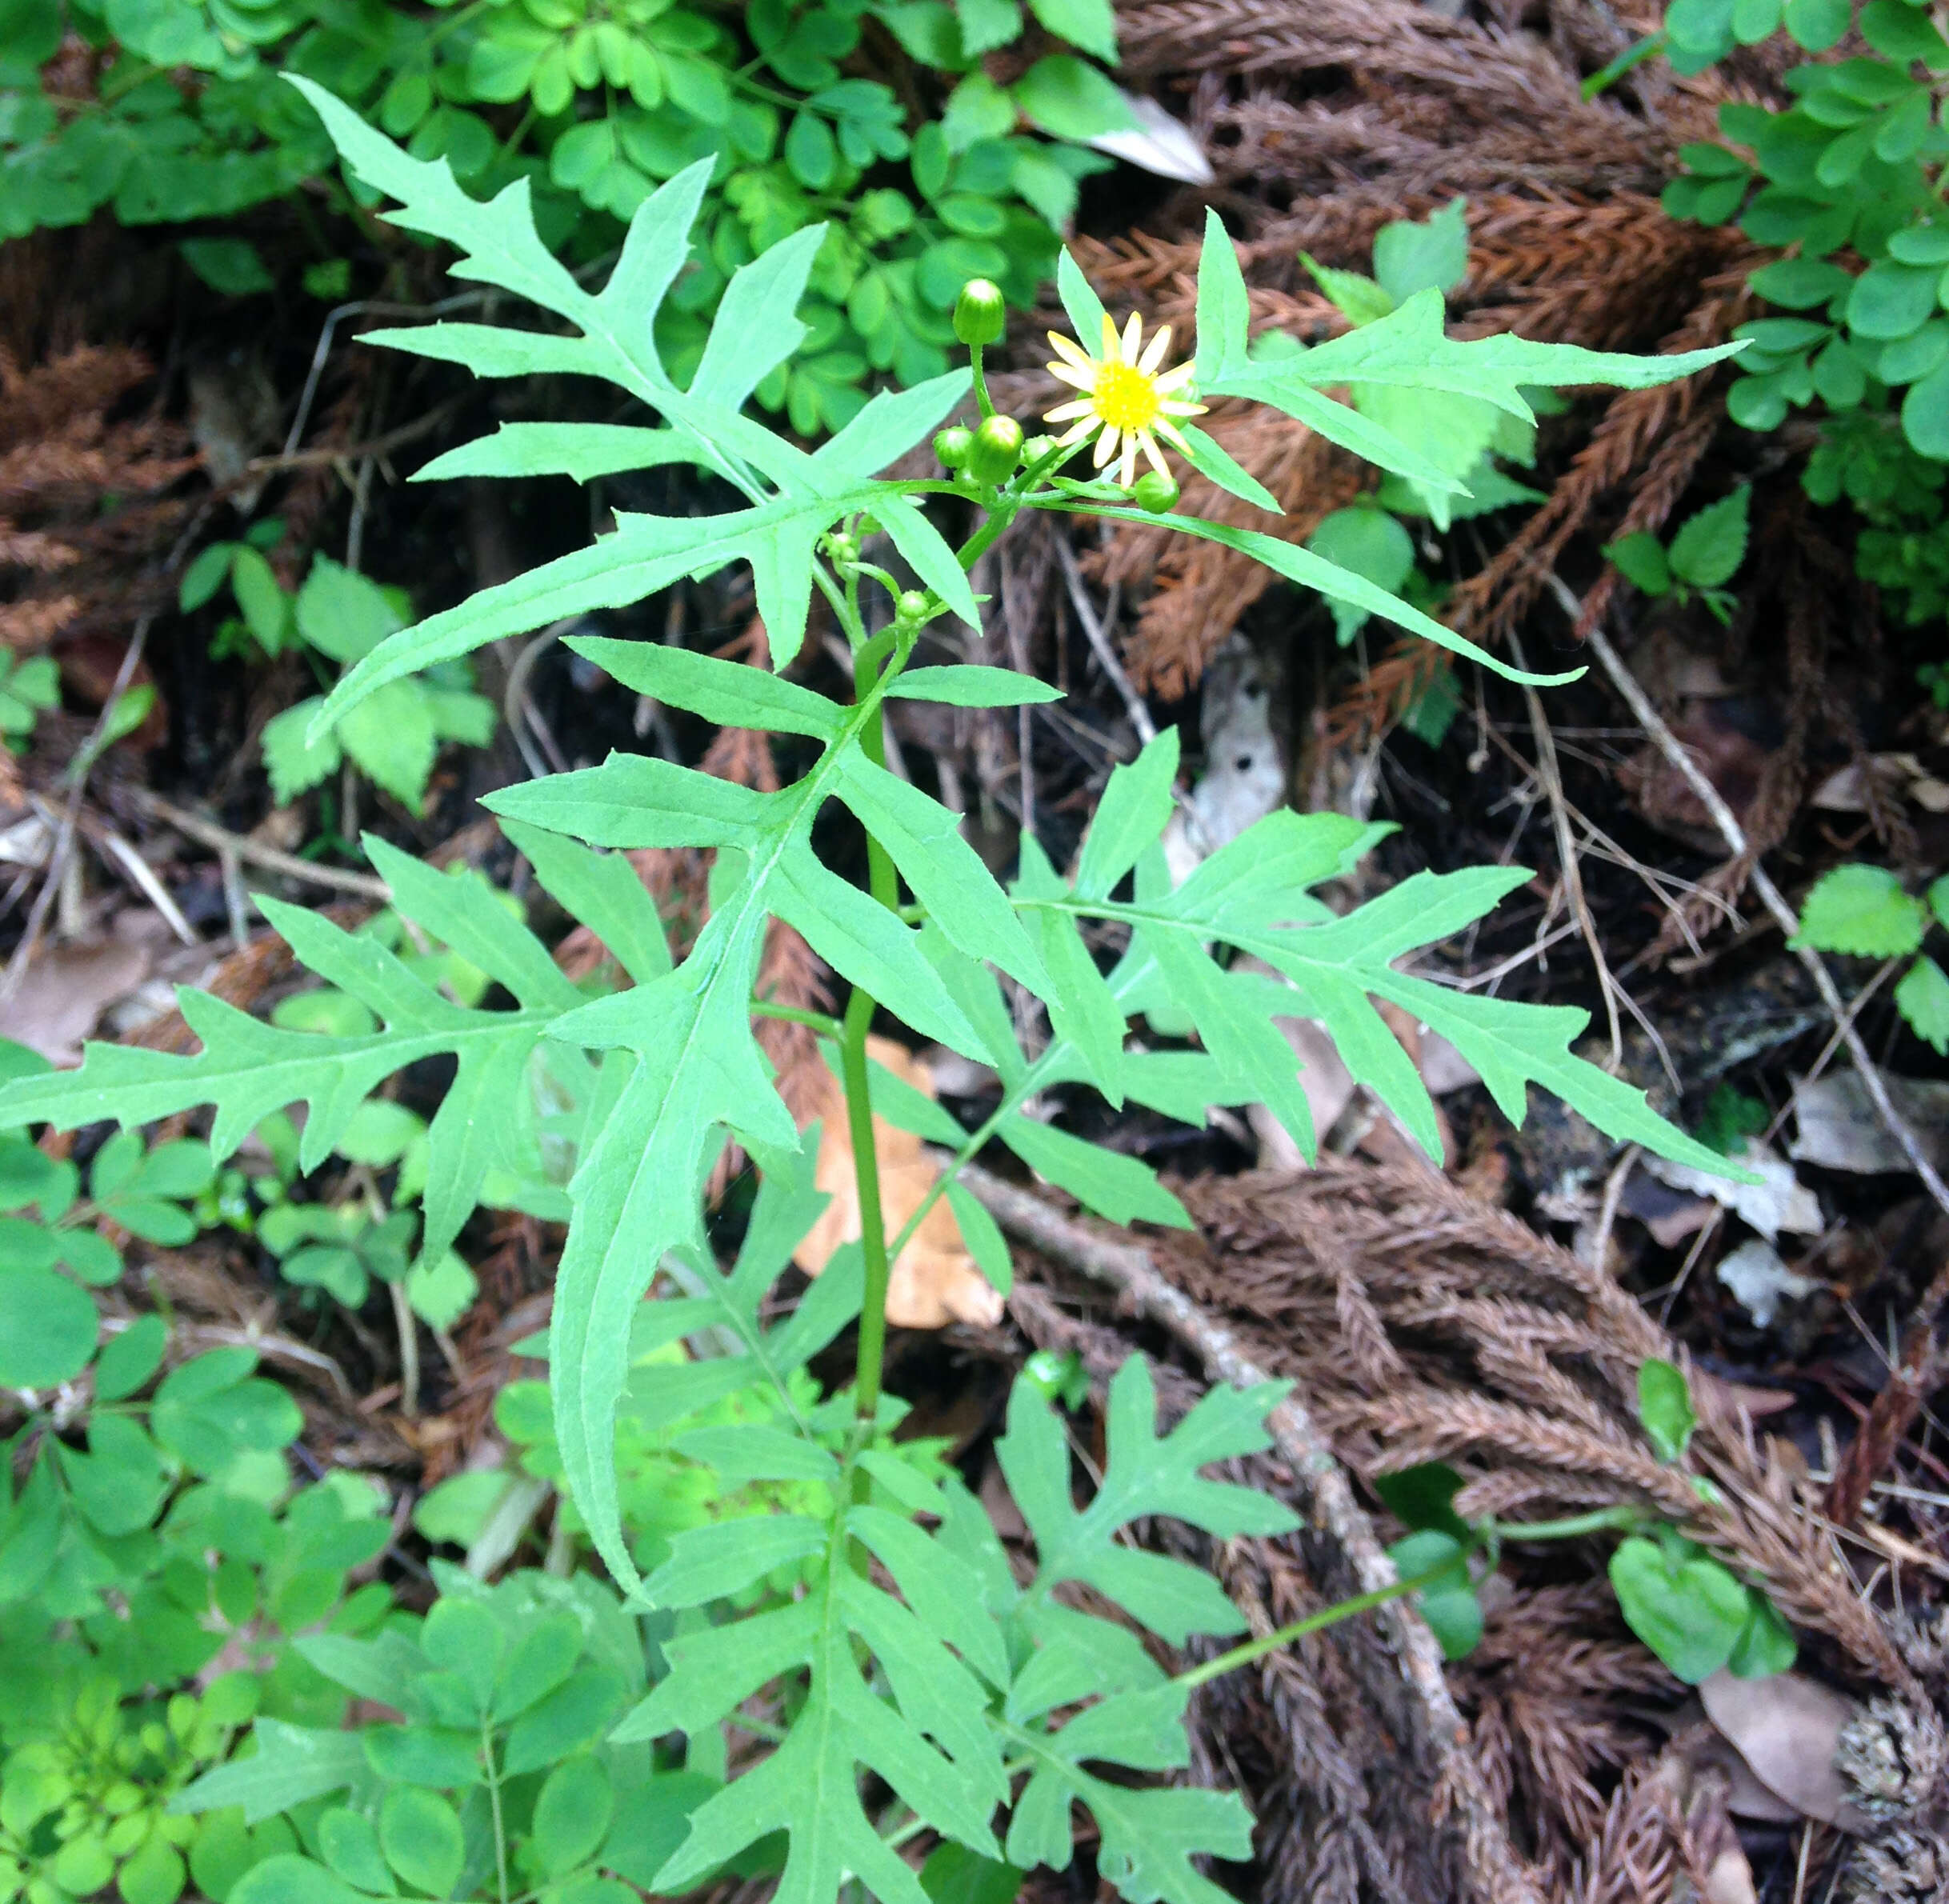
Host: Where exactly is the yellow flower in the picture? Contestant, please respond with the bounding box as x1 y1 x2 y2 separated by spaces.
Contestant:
1043 311 1206 491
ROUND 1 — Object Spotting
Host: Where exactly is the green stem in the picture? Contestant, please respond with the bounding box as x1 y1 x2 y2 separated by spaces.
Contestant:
753 1001 844 1038
841 982 894 1435
1494 1505 1647 1542
970 344 994 420
1170 1506 1647 1694
839 613 905 1446
827 465 1044 1434
481 1715 510 1904
1174 1552 1476 1690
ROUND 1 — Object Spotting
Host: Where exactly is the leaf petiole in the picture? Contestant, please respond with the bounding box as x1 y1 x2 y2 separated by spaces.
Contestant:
1175 1543 1486 1690
753 1001 844 1038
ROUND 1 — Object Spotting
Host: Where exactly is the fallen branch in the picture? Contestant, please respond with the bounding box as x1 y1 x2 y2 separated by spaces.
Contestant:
953 1157 1543 1904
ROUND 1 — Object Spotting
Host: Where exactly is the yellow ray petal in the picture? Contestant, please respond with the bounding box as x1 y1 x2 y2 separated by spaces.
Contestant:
1043 398 1098 421
1119 434 1139 489
1121 311 1143 362
1093 426 1121 468
1139 429 1171 479
1099 311 1119 362
1047 331 1095 370
1138 324 1173 374
1153 362 1198 394
1046 362 1096 390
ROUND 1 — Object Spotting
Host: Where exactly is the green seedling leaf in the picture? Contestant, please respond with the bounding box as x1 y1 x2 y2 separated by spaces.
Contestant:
1667 486 1751 589
1305 506 1416 643
1609 1536 1752 1682
1387 1530 1483 1660
920 1842 1029 1904
1727 1590 1797 1678
1638 1358 1698 1463
228 1858 365 1904
1603 531 1672 595
1372 197 1471 304
1896 955 1949 1055
1791 863 1927 958
1375 1462 1472 1542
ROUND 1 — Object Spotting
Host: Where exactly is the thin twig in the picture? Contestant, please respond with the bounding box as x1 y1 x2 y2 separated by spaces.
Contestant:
503 619 577 780
126 789 391 901
1557 576 1949 1220
1510 630 1625 1070
1055 534 1156 745
0 618 152 1006
954 1158 1543 1904
246 396 466 482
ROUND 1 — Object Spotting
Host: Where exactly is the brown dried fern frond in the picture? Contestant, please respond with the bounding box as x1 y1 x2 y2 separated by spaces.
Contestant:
1116 0 1587 114
1563 1758 1684 1904
1163 1156 1918 1690
0 343 198 657
1209 95 1677 202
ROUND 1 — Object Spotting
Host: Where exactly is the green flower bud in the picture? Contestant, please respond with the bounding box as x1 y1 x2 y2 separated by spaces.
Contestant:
934 425 973 470
823 530 858 565
1023 435 1063 469
953 278 1007 348
966 414 1025 486
895 590 930 623
1131 470 1181 515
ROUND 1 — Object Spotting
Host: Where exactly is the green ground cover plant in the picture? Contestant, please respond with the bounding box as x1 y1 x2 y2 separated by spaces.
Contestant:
1601 486 1751 624
0 80 1771 1904
1791 866 1949 1054
1659 0 1949 646
1 0 1130 430
184 546 496 815
0 1272 395 1904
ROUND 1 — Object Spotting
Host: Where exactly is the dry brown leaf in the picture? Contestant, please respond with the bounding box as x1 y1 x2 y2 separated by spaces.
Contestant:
1699 1668 1873 1833
792 1034 1003 1330
0 937 150 1064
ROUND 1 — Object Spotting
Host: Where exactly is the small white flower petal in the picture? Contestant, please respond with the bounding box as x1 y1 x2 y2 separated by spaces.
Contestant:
1055 418 1099 447
1046 362 1096 390
1094 426 1121 468
1153 362 1198 394
1099 311 1119 361
1121 311 1143 362
1047 331 1096 370
1043 398 1097 421
1138 324 1173 374
1119 435 1139 490
1155 419 1195 454
1139 430 1171 479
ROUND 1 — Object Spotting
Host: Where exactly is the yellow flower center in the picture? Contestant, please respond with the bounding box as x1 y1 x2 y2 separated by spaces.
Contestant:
1092 361 1163 433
